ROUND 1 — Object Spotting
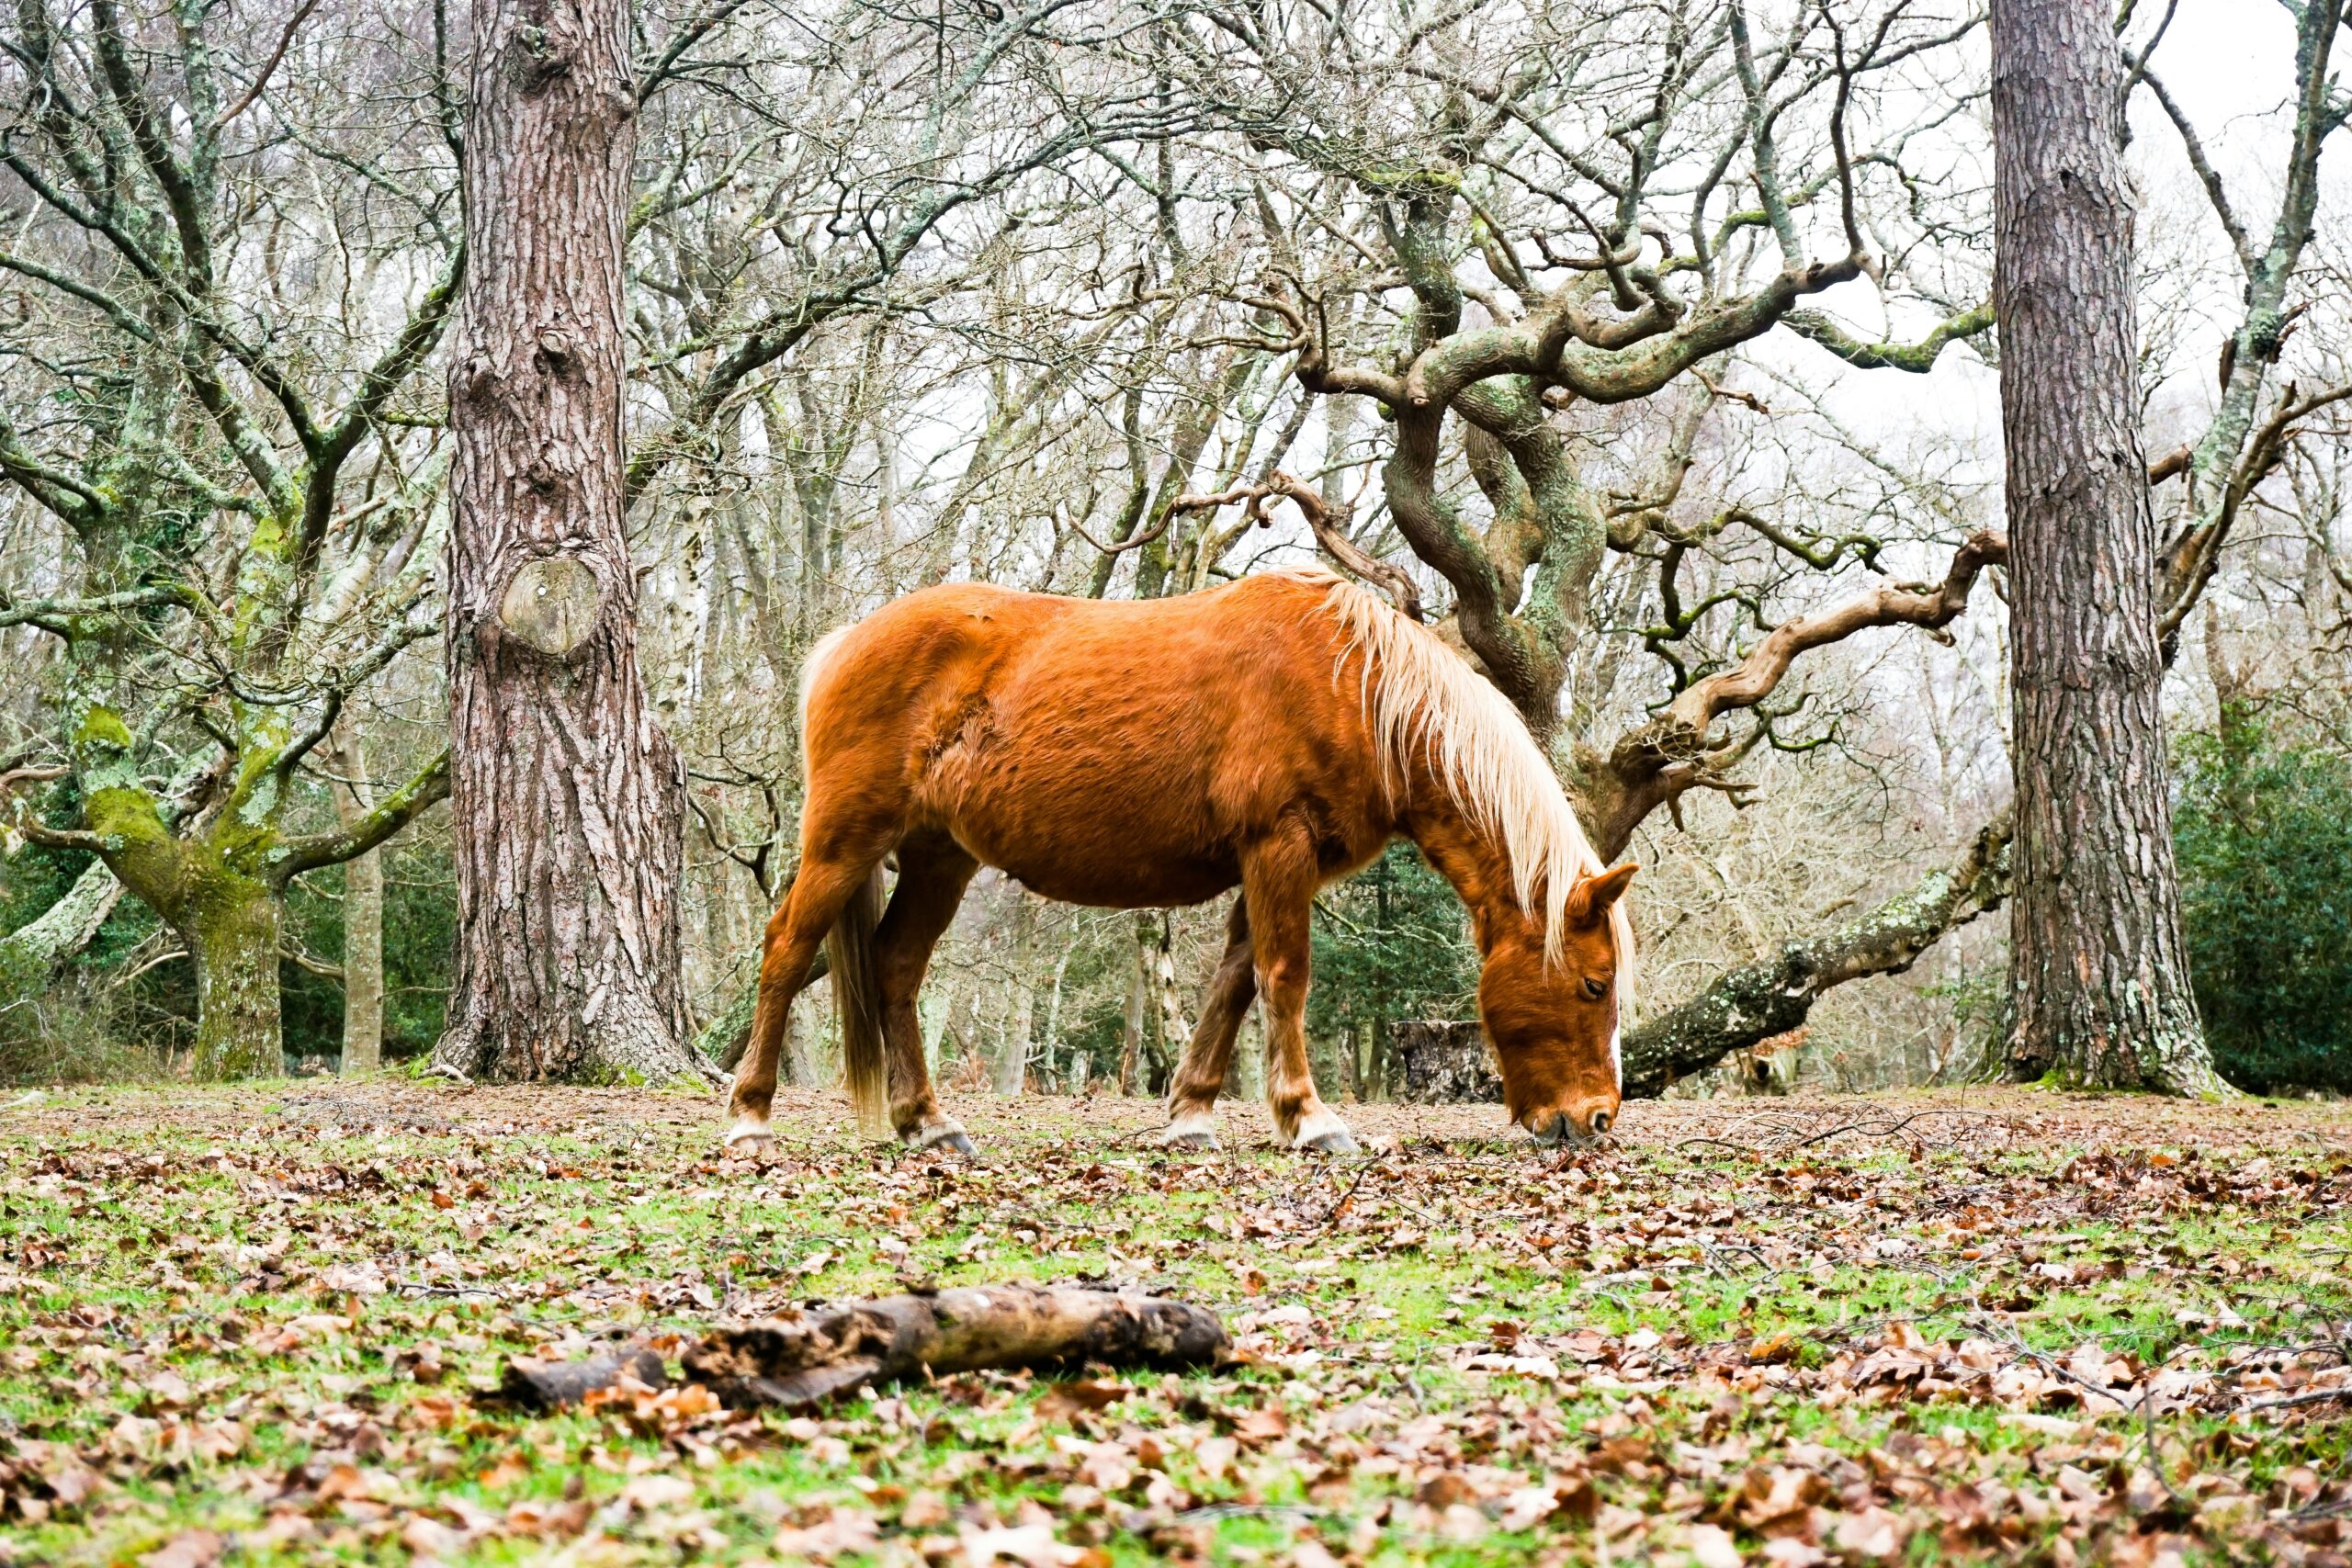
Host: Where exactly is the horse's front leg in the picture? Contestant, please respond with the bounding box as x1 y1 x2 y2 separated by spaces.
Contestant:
875 838 980 1152
1241 830 1358 1155
1155 899 1254 1151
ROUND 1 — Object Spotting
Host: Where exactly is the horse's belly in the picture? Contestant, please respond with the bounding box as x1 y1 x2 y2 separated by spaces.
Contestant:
899 592 1378 907
943 787 1239 909
990 852 1237 910
917 727 1239 908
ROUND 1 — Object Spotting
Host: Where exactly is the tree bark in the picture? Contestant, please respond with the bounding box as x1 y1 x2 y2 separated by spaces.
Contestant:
437 0 697 1084
185 879 283 1080
1991 0 2220 1094
328 731 383 1076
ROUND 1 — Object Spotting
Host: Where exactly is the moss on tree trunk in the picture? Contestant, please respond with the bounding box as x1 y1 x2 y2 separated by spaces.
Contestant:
1620 817 2012 1098
184 880 283 1079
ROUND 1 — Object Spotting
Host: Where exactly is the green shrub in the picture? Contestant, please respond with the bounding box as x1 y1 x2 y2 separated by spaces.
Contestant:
1307 839 1481 1094
2175 700 2352 1095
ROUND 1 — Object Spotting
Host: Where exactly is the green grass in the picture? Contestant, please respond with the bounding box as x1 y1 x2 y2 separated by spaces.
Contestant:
1 1084 2347 1564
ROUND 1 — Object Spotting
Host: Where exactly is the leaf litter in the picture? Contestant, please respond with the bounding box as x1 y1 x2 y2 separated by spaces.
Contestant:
0 1082 2346 1565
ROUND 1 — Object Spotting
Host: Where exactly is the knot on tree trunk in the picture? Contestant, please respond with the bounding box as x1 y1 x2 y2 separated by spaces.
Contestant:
498 555 604 656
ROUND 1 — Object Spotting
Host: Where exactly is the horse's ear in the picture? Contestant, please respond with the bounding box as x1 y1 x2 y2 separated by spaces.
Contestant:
1565 863 1638 925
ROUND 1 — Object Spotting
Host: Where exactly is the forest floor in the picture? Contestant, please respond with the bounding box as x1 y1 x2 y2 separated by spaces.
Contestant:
1 1081 2348 1567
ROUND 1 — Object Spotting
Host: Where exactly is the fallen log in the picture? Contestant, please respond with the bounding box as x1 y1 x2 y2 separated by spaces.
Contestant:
499 1346 667 1410
684 1285 1229 1409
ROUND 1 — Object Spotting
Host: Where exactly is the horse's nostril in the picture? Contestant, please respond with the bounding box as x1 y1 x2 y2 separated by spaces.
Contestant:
1590 1110 1613 1136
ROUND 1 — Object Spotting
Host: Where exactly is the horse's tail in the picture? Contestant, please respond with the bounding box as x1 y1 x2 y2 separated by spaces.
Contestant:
830 864 890 1137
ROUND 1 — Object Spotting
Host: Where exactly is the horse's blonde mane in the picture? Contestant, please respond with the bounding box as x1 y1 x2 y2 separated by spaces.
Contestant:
1311 571 1636 1004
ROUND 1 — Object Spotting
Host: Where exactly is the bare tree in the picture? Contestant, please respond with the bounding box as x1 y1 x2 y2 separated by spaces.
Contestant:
435 0 699 1083
1992 0 2203 1093
0 0 455 1074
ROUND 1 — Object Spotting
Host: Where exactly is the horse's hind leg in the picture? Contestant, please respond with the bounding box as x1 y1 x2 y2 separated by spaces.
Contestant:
874 835 979 1152
1242 826 1358 1155
726 846 889 1146
1155 898 1254 1151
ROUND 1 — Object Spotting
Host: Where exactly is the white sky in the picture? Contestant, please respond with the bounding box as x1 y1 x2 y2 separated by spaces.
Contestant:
1785 1 2324 496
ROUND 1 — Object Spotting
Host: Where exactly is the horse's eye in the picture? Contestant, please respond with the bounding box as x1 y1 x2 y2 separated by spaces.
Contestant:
1582 977 1607 1001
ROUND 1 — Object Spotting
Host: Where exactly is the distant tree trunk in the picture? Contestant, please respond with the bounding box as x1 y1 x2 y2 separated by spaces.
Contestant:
996 892 1035 1096
1150 912 1184 1096
329 731 383 1076
1991 0 2220 1094
1392 1020 1503 1104
1118 914 1149 1094
436 0 698 1083
784 989 822 1088
1040 940 1072 1090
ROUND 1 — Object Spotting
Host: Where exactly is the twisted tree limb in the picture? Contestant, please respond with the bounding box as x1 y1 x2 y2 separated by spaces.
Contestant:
1170 472 1425 621
1621 812 2013 1097
0 859 124 1007
1584 530 2008 858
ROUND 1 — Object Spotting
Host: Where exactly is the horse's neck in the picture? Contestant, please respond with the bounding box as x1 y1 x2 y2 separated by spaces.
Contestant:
1397 786 1526 951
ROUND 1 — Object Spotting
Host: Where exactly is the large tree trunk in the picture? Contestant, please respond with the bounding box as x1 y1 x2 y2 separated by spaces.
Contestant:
329 732 383 1076
436 0 697 1083
1991 0 2219 1094
183 879 283 1081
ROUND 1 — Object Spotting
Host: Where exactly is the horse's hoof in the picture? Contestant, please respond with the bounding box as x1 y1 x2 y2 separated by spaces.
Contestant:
910 1122 978 1156
1290 1110 1359 1155
1299 1128 1360 1155
723 1116 773 1149
1153 1123 1222 1151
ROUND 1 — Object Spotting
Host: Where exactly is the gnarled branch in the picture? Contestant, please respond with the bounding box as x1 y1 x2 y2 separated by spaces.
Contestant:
1621 811 2013 1097
1170 471 1425 620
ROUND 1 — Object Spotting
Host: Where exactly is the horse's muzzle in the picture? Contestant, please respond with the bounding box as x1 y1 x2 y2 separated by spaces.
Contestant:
1525 1106 1615 1146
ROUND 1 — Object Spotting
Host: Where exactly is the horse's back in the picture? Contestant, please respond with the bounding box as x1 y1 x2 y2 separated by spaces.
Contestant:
798 573 1387 906
804 572 1347 721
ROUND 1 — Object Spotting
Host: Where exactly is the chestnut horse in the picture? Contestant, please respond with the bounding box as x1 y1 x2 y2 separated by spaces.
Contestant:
724 568 1636 1155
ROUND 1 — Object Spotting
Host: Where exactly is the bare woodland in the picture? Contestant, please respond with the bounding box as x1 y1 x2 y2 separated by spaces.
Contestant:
3 0 2350 1100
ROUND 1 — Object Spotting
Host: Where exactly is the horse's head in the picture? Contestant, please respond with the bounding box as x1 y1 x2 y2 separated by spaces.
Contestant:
1476 862 1636 1145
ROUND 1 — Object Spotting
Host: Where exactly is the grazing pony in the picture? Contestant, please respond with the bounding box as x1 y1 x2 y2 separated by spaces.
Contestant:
725 569 1636 1154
